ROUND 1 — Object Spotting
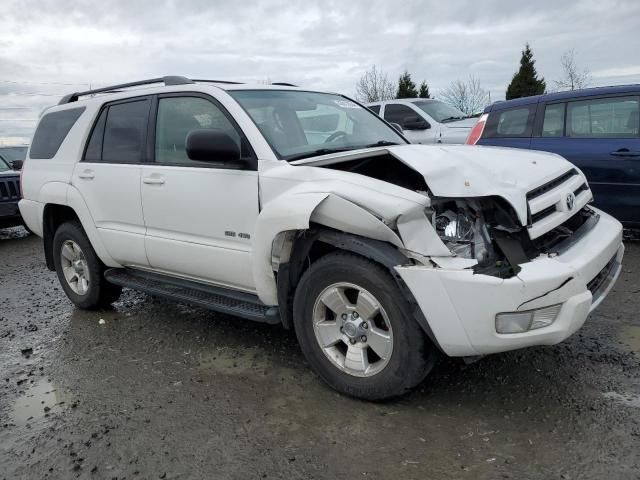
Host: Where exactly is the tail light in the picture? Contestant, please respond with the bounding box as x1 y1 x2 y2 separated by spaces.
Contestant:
466 113 488 145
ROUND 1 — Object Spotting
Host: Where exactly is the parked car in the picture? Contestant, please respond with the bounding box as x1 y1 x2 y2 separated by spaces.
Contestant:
0 154 23 228
0 145 28 168
367 98 476 144
467 84 640 228
20 76 623 400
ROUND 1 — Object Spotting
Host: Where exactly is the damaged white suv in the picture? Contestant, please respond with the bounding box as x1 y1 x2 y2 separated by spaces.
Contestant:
20 76 624 400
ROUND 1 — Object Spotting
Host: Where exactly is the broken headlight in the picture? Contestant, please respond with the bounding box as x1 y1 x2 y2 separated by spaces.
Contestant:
433 201 492 262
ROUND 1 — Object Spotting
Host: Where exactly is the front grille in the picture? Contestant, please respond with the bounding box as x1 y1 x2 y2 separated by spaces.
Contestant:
587 254 619 302
0 177 20 201
527 169 578 201
531 206 596 253
526 169 592 239
531 205 556 224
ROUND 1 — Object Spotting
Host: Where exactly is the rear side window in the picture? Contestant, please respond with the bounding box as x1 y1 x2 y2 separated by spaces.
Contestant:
30 107 85 159
542 103 565 137
485 106 536 138
84 99 150 163
567 96 639 138
368 105 381 115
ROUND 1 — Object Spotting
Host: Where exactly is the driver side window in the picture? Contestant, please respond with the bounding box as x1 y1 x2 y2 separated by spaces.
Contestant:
383 104 419 129
155 96 244 166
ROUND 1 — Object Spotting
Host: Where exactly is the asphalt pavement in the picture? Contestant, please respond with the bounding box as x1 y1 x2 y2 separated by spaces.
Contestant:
1 227 639 479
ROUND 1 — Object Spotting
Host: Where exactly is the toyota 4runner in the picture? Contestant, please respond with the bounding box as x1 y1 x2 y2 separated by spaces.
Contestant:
20 76 624 400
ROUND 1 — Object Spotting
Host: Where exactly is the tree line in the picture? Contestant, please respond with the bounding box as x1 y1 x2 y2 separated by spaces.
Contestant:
355 44 592 115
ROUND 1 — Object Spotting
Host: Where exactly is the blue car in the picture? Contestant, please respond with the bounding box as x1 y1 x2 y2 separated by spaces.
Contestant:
467 85 640 228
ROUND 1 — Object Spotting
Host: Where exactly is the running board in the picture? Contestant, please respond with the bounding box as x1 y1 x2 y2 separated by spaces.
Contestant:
104 268 280 324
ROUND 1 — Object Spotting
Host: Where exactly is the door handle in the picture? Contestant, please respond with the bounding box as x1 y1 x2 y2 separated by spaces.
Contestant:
77 170 95 180
143 176 165 185
610 149 640 158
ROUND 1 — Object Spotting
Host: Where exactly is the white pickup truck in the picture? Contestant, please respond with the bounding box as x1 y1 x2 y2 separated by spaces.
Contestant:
20 76 623 400
367 98 477 144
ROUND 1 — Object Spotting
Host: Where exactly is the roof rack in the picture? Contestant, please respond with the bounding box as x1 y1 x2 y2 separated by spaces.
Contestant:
192 79 244 85
58 76 298 105
58 76 195 105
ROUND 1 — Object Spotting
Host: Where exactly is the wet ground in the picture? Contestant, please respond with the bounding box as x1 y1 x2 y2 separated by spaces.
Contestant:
1 226 639 479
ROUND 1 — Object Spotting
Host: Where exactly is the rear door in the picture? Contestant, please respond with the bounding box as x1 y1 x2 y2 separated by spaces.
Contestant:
530 95 640 226
72 97 150 267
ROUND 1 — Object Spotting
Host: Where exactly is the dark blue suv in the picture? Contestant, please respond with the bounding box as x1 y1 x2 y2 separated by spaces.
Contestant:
468 85 640 227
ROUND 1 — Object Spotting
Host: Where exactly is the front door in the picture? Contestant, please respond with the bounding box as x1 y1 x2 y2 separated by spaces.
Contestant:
140 94 259 291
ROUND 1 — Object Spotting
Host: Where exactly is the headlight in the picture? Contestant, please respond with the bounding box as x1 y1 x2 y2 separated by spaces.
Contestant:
434 206 492 261
435 210 475 258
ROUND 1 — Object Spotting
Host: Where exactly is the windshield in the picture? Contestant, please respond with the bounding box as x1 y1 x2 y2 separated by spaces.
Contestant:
0 146 27 162
229 90 407 161
413 100 466 123
0 156 10 172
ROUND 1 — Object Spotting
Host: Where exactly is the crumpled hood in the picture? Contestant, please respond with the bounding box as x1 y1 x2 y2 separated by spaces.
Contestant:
386 144 577 225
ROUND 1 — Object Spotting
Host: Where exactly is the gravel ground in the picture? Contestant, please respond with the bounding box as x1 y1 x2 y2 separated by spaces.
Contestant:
1 227 639 480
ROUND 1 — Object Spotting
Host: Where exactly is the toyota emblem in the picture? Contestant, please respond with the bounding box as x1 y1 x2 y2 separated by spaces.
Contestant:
566 193 575 211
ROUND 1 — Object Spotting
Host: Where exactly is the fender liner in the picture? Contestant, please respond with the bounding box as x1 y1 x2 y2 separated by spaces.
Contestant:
277 228 443 352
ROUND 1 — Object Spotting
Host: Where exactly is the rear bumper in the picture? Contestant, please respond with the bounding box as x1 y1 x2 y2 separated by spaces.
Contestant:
396 208 624 356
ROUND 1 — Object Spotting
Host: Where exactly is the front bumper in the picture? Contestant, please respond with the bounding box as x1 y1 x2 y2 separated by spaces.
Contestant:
0 201 23 228
396 208 624 357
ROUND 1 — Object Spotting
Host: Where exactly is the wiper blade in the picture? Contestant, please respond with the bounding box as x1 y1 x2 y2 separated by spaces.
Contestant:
440 116 465 123
287 147 356 161
362 141 400 148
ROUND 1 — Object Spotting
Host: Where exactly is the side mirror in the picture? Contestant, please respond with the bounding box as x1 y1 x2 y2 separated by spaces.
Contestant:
186 129 242 164
390 122 403 133
10 160 23 170
403 117 430 130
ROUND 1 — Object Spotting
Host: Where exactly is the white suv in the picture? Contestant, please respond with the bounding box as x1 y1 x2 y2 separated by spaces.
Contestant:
20 76 624 400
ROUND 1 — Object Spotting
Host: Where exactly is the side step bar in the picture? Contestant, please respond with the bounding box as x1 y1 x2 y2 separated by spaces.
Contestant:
104 268 280 325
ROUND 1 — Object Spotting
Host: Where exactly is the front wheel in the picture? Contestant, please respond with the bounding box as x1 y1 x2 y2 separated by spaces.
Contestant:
293 252 437 400
52 221 122 309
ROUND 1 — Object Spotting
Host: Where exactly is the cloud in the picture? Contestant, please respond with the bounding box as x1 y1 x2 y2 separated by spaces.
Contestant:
1 0 639 142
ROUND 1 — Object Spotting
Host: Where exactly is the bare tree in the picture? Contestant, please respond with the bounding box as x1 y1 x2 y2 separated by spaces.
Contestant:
355 65 396 103
440 76 490 116
554 50 591 91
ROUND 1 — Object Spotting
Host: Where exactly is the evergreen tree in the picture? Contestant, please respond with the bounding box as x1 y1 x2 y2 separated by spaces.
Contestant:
418 81 430 98
506 43 546 99
396 71 418 98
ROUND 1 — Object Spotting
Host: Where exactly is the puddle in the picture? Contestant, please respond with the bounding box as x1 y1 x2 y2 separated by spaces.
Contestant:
11 379 66 426
620 325 640 352
603 391 640 408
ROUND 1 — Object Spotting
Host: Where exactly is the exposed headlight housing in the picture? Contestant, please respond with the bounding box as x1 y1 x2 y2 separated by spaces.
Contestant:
495 304 562 334
433 203 491 261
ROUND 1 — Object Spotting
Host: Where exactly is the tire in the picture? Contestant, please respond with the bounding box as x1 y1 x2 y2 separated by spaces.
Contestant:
293 252 437 401
52 221 122 309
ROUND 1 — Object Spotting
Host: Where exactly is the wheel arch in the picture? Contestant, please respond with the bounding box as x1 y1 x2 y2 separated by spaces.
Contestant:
253 192 404 305
42 186 118 271
275 228 443 352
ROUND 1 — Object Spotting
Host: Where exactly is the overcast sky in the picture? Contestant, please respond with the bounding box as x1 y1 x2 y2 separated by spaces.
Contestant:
1 0 639 144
